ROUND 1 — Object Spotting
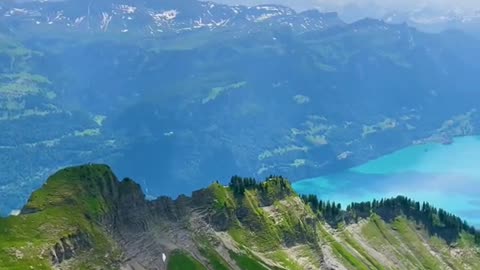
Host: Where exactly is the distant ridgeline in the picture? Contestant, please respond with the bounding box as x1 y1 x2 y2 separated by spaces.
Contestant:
230 175 480 245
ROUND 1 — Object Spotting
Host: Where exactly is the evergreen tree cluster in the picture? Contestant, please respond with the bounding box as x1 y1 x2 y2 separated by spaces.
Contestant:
300 194 342 219
301 194 480 244
228 175 290 196
228 175 258 195
348 196 479 243
228 174 480 245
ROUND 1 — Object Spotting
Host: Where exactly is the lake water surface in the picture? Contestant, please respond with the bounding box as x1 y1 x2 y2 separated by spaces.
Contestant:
293 136 480 226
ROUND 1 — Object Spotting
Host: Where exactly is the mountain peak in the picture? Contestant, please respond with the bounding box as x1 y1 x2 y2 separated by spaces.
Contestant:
21 164 121 214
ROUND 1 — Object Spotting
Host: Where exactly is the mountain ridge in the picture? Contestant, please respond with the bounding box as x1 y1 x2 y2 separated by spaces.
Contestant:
1 164 480 269
0 0 345 35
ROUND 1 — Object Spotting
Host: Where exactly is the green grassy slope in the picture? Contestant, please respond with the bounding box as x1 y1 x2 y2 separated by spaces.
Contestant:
0 165 122 269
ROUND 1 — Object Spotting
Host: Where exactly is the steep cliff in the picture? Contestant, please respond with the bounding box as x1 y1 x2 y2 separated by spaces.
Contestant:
1 165 479 270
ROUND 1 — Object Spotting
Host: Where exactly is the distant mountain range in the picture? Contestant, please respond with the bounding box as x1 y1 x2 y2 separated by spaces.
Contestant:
0 0 344 34
2 0 480 35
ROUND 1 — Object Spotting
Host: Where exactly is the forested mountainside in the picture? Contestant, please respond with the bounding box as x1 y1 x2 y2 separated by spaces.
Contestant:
1 164 479 270
1 0 480 217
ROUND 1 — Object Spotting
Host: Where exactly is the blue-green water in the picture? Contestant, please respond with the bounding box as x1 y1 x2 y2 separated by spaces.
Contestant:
293 136 480 226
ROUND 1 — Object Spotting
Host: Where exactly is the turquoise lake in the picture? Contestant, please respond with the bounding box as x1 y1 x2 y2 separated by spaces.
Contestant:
293 136 480 226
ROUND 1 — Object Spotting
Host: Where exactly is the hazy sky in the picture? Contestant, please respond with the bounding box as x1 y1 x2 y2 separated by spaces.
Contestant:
15 0 480 22
217 0 480 11
216 0 480 21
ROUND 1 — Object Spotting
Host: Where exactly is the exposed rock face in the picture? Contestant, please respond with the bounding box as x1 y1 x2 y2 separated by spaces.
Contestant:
51 232 92 265
110 183 267 268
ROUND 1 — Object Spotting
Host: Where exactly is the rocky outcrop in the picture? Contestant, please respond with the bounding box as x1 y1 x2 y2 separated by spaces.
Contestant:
50 232 92 265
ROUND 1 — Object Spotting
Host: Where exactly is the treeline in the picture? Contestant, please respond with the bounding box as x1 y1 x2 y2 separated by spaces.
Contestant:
301 194 480 244
228 175 290 195
300 194 342 219
347 196 479 243
226 176 480 244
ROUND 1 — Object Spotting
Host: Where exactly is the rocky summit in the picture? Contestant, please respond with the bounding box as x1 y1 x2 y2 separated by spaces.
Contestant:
1 164 479 269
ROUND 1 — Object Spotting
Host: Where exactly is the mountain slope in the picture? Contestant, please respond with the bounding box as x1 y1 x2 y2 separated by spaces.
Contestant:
1 165 479 270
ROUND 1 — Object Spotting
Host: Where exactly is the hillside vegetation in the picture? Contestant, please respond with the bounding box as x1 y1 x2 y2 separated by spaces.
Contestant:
0 165 479 269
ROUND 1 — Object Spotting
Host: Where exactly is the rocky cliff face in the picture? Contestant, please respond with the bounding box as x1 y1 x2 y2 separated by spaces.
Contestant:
1 164 480 270
50 232 92 265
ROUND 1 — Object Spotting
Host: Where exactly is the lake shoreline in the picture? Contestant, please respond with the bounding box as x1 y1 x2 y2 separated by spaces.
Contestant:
293 135 480 227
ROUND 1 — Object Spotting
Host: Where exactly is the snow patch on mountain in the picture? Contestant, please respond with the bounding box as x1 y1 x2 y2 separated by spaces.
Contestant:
152 10 178 21
5 8 31 16
117 5 136 15
101 12 112 32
